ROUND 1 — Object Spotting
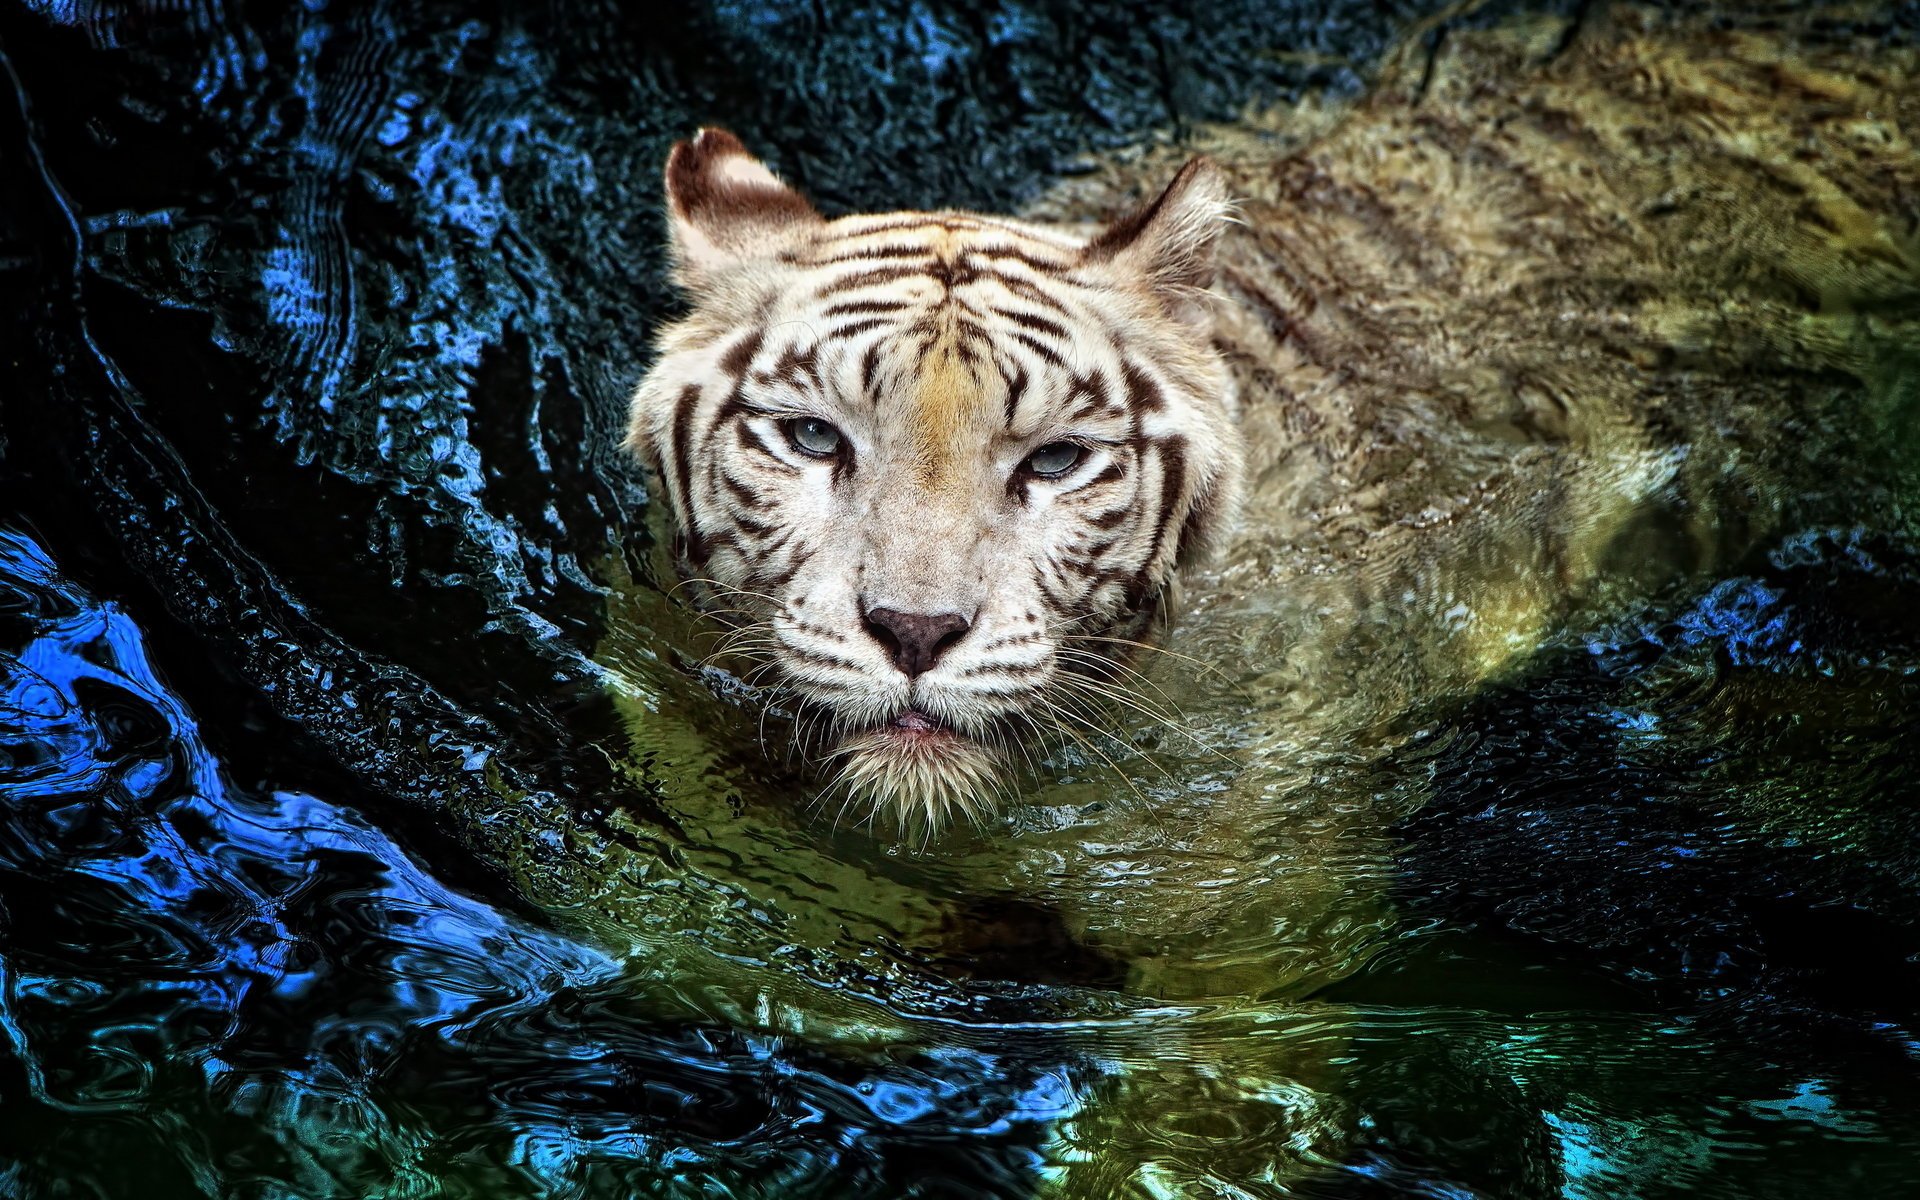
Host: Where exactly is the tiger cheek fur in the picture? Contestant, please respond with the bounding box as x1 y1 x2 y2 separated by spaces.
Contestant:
626 128 1244 833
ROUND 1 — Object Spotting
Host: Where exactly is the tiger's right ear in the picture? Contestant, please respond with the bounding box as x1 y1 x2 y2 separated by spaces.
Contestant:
664 128 822 292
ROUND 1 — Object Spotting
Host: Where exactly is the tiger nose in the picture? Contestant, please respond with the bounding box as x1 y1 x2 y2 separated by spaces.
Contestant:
862 606 971 678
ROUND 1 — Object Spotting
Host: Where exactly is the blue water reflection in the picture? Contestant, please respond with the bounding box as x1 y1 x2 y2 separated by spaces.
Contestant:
0 529 1076 1196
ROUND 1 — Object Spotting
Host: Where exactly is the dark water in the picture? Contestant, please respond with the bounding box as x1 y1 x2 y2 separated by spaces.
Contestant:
4 1 1920 1196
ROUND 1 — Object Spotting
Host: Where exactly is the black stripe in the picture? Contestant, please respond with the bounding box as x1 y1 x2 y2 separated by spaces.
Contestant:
737 421 797 467
668 384 702 519
951 680 1044 696
719 329 764 380
754 546 815 591
1174 479 1217 567
1062 370 1115 421
787 617 847 643
1010 330 1066 367
1140 437 1188 577
787 648 870 673
709 381 752 429
926 258 984 291
861 342 885 401
757 525 798 558
967 246 1073 273
1088 502 1130 529
995 308 1071 342
815 265 928 296
1121 361 1165 412
830 318 892 340
824 298 912 317
816 243 938 264
719 468 774 511
769 342 821 389
998 275 1071 313
1001 363 1029 426
1058 556 1102 579
674 529 712 568
1033 568 1074 614
831 216 980 237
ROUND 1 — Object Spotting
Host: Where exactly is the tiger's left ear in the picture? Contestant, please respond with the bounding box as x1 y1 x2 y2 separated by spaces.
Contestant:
664 128 823 292
1080 156 1231 328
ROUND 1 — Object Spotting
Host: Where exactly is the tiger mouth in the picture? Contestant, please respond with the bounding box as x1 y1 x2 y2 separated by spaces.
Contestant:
876 707 961 742
832 708 1007 832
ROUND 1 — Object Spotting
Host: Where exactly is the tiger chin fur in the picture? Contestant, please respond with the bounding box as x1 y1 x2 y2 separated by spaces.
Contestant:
625 128 1244 834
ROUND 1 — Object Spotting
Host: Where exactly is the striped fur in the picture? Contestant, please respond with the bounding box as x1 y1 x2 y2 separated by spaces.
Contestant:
631 4 1920 845
627 130 1243 832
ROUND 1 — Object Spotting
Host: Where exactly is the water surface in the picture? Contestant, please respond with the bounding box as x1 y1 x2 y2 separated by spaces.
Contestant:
4 1 1920 1196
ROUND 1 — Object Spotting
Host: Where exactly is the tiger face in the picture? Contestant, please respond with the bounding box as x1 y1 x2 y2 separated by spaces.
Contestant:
627 129 1243 833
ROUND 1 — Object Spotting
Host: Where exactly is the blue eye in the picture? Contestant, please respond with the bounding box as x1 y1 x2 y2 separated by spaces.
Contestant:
783 417 845 458
1022 442 1084 478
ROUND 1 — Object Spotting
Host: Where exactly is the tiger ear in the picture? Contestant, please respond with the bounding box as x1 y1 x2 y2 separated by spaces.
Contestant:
1080 156 1231 326
664 128 822 291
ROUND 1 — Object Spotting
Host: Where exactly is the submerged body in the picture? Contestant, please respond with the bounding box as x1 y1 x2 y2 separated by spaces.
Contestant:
600 6 1920 1191
1110 4 1920 727
625 1 1917 862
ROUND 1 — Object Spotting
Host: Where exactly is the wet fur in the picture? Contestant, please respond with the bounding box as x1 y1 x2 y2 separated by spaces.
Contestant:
604 7 1920 1192
628 4 1918 843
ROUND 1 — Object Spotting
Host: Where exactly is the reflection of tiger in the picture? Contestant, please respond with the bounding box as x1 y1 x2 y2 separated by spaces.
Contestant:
626 129 1246 831
627 4 1920 841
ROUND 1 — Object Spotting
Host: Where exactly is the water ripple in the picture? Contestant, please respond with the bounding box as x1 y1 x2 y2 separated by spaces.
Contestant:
0 529 1079 1196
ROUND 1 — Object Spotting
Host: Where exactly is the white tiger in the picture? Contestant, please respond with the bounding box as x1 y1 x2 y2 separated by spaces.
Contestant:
602 8 1917 1194
627 127 1245 832
627 6 1919 846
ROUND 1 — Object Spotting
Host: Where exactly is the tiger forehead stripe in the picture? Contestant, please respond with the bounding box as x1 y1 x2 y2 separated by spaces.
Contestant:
786 218 960 268
911 337 993 486
805 223 1083 301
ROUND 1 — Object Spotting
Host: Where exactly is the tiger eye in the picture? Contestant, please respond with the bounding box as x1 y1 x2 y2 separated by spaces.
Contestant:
1023 442 1084 478
783 417 845 458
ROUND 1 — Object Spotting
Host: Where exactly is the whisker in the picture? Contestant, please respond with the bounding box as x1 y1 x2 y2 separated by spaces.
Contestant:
1031 695 1165 819
1052 673 1237 766
1061 633 1240 689
1055 645 1194 715
668 576 787 607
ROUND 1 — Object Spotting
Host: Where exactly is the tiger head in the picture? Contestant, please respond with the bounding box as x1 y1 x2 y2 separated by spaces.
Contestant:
627 129 1243 834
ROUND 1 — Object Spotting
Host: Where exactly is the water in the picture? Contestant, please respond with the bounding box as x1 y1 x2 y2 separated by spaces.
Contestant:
5 1 1920 1196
